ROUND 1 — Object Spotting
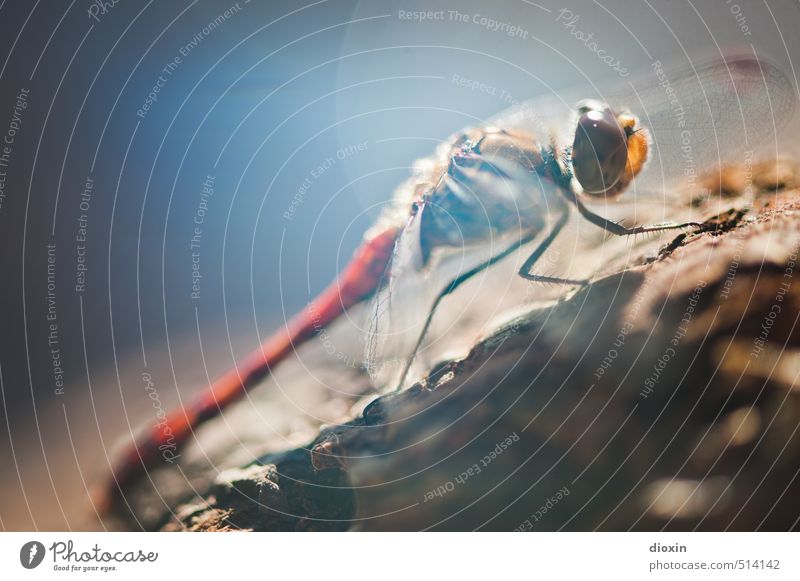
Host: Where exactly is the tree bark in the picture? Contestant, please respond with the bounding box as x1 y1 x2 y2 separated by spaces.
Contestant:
111 166 800 531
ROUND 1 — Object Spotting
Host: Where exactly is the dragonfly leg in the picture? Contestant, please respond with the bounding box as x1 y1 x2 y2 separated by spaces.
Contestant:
566 190 702 235
518 209 588 286
393 230 538 391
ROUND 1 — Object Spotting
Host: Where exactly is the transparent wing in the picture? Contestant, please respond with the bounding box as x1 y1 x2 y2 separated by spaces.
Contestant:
362 210 446 391
362 196 539 392
612 53 795 194
490 52 796 196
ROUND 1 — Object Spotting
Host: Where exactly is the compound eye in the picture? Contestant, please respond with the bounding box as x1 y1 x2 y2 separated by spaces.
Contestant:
572 107 628 195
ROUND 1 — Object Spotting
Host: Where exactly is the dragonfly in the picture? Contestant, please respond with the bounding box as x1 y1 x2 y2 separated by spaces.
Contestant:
101 53 795 509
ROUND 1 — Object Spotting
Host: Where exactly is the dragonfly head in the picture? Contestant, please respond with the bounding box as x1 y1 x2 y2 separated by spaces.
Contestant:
572 100 648 197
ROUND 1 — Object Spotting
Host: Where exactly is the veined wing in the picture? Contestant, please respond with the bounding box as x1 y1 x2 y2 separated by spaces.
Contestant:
363 209 433 390
363 216 537 392
489 51 797 197
362 138 559 391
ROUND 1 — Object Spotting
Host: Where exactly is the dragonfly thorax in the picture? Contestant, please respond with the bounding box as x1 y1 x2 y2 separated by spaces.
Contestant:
416 127 558 267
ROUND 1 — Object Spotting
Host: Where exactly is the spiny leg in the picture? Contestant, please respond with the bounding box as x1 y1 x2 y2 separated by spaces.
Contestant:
566 189 702 236
518 208 588 286
393 230 538 391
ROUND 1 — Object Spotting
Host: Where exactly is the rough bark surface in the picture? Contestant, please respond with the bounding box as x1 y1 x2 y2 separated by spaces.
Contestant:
111 162 800 531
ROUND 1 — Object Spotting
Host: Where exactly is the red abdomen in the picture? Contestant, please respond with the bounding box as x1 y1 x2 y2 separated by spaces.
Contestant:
100 227 398 510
